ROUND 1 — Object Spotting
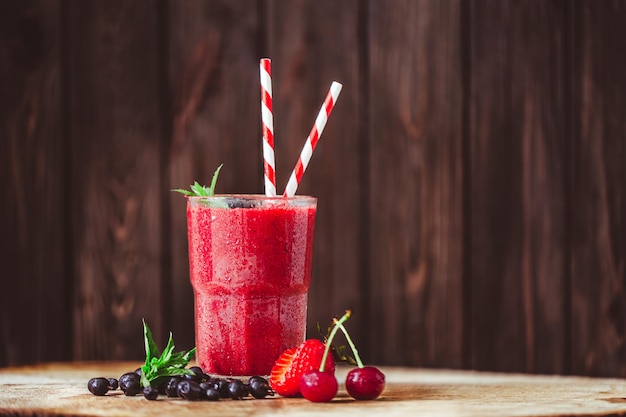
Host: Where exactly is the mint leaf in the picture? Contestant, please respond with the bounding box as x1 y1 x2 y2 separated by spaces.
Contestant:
142 319 160 368
159 333 176 364
171 189 195 196
182 349 196 362
172 164 223 197
190 181 208 196
209 164 223 195
140 322 196 388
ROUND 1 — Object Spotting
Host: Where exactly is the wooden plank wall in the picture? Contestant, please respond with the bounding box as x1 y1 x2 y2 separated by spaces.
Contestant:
1 0 625 377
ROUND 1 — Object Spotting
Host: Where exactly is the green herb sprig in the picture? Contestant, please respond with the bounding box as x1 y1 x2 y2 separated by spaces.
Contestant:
172 164 223 197
140 320 196 388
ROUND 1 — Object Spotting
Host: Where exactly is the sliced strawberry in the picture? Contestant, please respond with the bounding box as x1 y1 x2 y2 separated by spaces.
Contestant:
269 339 335 397
269 347 298 396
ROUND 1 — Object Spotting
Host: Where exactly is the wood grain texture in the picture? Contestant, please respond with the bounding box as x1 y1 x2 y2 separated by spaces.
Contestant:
0 0 70 365
67 0 164 360
569 0 626 377
4 362 626 417
167 0 263 352
265 0 364 352
368 0 464 367
468 0 567 373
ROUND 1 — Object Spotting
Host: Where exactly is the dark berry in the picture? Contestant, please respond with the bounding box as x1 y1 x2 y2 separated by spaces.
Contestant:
228 379 248 400
345 366 385 400
165 376 182 398
189 366 204 376
88 377 109 396
122 379 141 396
183 372 202 383
143 386 159 400
198 382 211 399
107 378 119 390
177 380 201 401
165 377 182 397
157 381 168 395
205 387 221 401
119 372 139 392
300 370 338 402
225 197 256 208
187 366 210 383
134 367 143 376
213 379 230 398
248 376 273 399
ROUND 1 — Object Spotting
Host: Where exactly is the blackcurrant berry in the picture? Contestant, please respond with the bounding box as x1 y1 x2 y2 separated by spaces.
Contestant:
122 379 141 396
157 381 168 395
183 372 202 383
107 378 119 390
248 376 273 399
87 377 109 396
228 379 248 400
143 386 159 400
213 379 230 398
177 380 201 401
119 372 139 393
225 197 256 208
199 382 212 399
205 387 221 401
188 366 204 376
187 366 210 382
165 377 182 397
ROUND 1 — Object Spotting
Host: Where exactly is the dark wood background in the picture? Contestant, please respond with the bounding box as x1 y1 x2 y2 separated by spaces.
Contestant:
2 0 625 377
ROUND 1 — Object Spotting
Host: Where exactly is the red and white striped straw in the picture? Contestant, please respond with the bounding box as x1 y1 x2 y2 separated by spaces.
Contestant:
260 58 276 197
283 81 342 197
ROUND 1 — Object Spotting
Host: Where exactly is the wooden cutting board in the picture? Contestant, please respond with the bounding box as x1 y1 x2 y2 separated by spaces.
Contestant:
1 362 626 416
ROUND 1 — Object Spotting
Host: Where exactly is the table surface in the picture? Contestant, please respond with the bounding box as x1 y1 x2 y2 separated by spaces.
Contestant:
1 362 626 417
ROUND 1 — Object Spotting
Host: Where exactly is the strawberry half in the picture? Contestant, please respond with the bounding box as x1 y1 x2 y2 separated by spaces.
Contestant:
269 339 336 397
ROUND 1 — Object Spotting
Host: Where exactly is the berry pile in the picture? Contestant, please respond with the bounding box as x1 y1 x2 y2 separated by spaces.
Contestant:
87 311 383 404
88 366 273 401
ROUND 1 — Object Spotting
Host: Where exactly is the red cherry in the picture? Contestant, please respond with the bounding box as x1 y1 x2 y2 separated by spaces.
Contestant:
300 370 338 402
345 366 385 400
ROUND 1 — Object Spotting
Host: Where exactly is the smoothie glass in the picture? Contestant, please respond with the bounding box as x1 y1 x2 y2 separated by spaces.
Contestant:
186 195 317 376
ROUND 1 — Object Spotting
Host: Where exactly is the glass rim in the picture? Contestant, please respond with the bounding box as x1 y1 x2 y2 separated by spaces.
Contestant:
186 194 316 201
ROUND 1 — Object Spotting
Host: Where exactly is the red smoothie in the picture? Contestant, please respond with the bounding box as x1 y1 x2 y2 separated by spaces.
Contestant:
186 195 317 376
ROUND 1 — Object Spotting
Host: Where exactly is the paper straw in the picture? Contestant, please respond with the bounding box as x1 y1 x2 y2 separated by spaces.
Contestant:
260 58 276 197
283 81 342 197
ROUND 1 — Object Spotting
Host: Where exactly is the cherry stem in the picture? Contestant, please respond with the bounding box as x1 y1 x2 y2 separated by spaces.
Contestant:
319 310 352 372
333 319 365 368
